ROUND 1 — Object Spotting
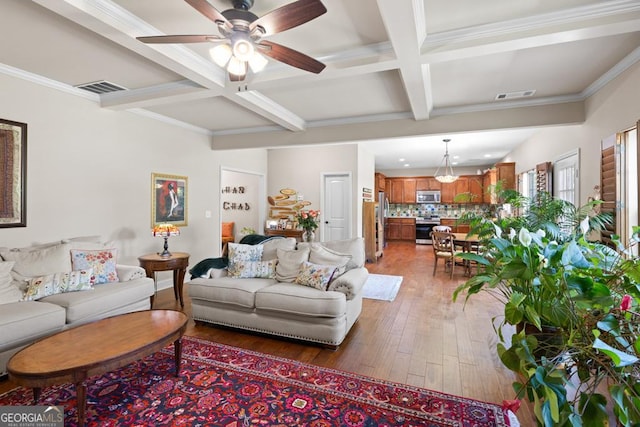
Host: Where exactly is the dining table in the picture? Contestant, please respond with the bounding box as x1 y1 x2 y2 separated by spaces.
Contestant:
451 233 482 276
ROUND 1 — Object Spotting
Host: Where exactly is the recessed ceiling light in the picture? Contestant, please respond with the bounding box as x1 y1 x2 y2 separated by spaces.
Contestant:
399 158 405 162
452 162 459 165
484 154 491 158
404 163 410 167
453 155 460 159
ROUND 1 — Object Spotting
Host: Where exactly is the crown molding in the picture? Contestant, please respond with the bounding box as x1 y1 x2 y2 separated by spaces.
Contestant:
0 62 98 101
581 45 640 98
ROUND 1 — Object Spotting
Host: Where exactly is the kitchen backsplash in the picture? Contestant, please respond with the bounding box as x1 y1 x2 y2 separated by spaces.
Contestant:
387 203 490 218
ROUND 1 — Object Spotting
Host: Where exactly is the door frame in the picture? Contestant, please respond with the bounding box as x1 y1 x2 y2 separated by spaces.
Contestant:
320 172 352 241
219 166 266 252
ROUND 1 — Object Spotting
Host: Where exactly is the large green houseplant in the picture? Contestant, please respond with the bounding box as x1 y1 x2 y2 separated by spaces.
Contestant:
454 194 640 426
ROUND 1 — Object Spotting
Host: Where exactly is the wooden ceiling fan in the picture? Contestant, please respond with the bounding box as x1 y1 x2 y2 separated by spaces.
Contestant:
137 0 327 81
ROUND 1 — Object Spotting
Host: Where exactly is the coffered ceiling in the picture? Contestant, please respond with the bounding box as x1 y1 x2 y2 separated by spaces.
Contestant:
2 0 640 169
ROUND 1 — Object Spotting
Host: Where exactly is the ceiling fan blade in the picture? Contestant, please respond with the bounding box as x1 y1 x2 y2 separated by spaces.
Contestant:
259 41 325 74
184 0 230 27
250 0 327 36
137 35 222 44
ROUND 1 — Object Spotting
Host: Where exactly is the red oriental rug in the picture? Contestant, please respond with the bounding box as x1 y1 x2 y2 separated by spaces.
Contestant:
0 336 511 426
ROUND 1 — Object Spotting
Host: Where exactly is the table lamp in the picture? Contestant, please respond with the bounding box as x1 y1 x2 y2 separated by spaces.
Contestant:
152 223 180 257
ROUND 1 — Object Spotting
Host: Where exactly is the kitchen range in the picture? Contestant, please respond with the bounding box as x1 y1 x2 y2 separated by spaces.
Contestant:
415 216 441 244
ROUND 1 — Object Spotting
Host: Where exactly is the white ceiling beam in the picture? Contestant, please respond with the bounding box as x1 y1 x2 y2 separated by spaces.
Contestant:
211 101 585 150
376 0 432 120
422 10 640 64
231 91 306 132
100 80 217 110
32 0 227 88
33 0 308 132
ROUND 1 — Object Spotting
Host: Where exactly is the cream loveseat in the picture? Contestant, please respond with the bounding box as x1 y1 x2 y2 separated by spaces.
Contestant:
187 237 368 348
0 237 155 375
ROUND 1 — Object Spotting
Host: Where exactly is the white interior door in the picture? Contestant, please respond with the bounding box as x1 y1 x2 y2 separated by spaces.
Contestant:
323 174 351 241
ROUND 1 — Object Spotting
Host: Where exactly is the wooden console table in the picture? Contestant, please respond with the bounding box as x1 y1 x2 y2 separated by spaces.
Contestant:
264 228 304 241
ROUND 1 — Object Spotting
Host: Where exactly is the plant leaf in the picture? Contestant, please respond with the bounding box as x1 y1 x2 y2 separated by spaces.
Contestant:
592 338 639 367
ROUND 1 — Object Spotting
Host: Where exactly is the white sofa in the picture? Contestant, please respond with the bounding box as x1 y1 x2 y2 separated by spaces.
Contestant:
0 238 155 375
187 237 368 348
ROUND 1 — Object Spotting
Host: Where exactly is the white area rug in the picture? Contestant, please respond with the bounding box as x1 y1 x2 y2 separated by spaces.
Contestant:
362 274 403 302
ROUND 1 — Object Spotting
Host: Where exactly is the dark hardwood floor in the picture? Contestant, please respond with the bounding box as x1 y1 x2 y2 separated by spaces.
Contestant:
0 241 534 425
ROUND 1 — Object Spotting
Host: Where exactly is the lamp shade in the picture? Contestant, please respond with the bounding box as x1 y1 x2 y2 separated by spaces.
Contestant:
152 223 180 237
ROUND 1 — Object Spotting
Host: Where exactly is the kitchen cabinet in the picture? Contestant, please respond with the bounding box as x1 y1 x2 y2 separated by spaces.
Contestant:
387 178 417 204
440 218 470 233
468 177 483 203
416 177 441 191
454 177 469 201
387 179 404 203
386 218 415 241
441 182 456 204
403 179 417 203
375 173 386 193
483 162 516 203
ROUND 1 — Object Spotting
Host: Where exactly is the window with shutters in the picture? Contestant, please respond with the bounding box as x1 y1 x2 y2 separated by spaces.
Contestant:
600 123 639 249
553 150 579 205
519 169 536 198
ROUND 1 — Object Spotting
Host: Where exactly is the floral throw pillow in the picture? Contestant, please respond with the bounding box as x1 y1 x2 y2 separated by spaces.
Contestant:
227 243 264 278
23 269 94 301
70 249 119 284
294 261 336 290
230 259 277 279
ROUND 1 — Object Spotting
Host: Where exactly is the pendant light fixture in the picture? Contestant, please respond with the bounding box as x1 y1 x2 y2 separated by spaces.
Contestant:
434 139 458 183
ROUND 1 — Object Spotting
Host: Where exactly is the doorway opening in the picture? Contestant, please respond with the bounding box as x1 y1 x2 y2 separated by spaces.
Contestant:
220 167 265 254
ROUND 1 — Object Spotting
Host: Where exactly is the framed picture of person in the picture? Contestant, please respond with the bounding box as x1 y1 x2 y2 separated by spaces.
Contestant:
151 173 188 227
0 118 27 228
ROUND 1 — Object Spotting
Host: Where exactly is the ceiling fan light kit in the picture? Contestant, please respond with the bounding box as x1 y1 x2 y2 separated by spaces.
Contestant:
434 139 459 184
138 0 327 82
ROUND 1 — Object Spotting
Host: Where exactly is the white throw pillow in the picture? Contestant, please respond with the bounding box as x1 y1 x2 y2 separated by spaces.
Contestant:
0 243 73 277
0 261 23 305
275 247 310 283
261 237 297 261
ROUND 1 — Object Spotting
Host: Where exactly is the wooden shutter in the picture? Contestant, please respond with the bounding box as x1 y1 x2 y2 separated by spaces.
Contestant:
536 162 552 193
601 136 617 247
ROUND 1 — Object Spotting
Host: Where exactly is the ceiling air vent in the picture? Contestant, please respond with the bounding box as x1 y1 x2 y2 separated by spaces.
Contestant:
74 80 128 95
495 90 536 101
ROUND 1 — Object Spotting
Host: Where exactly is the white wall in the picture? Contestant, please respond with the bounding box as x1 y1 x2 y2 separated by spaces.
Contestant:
504 61 640 204
0 72 267 269
267 144 364 238
357 143 376 236
220 169 263 242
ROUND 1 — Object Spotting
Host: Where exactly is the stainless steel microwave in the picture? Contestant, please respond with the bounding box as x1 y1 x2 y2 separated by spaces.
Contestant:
416 190 441 203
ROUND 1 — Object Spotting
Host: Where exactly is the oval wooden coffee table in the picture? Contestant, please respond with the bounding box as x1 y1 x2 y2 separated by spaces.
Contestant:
7 309 188 427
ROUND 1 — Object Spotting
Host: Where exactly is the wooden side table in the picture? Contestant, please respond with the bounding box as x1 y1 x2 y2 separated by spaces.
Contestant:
138 252 190 308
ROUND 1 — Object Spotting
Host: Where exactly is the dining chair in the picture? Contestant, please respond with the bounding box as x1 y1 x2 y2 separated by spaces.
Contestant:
431 231 458 278
432 225 452 232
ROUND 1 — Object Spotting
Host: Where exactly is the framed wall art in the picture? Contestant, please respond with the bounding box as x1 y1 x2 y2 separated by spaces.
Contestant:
0 118 27 228
151 173 188 227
